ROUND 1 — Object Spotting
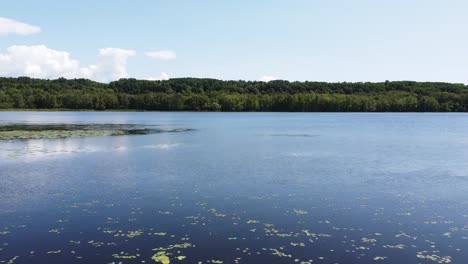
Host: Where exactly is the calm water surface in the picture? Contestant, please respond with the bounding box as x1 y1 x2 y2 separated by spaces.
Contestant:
0 112 467 264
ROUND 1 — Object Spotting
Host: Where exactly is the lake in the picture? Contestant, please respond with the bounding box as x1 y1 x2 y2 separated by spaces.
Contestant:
0 112 467 264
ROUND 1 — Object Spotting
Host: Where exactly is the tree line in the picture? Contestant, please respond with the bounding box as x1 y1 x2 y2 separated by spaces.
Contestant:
1 77 467 111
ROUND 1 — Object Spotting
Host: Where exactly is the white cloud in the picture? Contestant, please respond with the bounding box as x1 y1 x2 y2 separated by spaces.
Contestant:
0 45 81 78
145 72 170 81
258 75 278 82
0 17 41 36
159 72 169 80
145 50 176 60
92 48 136 81
0 45 136 82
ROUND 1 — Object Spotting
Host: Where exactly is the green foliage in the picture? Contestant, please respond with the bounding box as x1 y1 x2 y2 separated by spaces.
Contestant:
0 77 467 111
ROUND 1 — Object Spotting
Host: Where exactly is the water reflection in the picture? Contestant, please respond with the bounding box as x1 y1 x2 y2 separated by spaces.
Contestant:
0 112 467 263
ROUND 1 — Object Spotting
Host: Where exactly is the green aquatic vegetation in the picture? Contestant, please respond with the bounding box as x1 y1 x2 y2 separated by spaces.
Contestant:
211 260 223 263
46 250 62 254
361 237 377 243
126 230 144 238
0 231 10 235
170 243 192 249
276 233 294 238
397 212 413 216
293 209 308 215
373 256 387 261
102 229 117 235
7 256 19 264
48 229 62 234
416 251 452 263
395 232 417 240
1 178 463 263
264 227 279 234
88 241 104 247
0 124 194 140
112 252 139 259
87 240 116 247
151 232 167 236
271 248 292 258
152 251 171 264
302 230 331 238
152 243 192 251
208 208 226 218
0 129 122 140
383 244 405 249
158 211 173 215
356 246 370 250
290 242 305 247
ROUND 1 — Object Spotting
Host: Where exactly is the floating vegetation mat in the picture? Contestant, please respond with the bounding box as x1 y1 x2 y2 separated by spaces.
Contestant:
0 124 194 140
0 188 466 264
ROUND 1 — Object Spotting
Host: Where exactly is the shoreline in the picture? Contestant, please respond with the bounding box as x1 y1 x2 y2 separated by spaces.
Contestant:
0 109 465 113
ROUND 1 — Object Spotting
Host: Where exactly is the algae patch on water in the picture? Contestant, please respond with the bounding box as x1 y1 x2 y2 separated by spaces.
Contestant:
0 124 195 140
152 251 171 264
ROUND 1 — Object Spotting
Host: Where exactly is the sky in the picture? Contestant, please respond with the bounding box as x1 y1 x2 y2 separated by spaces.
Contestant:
1 0 467 83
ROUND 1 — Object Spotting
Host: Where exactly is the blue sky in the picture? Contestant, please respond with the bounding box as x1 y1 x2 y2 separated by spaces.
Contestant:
1 0 467 83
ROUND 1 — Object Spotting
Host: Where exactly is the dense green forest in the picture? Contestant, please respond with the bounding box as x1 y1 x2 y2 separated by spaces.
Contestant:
1 77 468 111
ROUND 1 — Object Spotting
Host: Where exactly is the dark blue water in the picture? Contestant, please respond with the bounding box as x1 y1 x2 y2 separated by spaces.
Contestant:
0 112 467 263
